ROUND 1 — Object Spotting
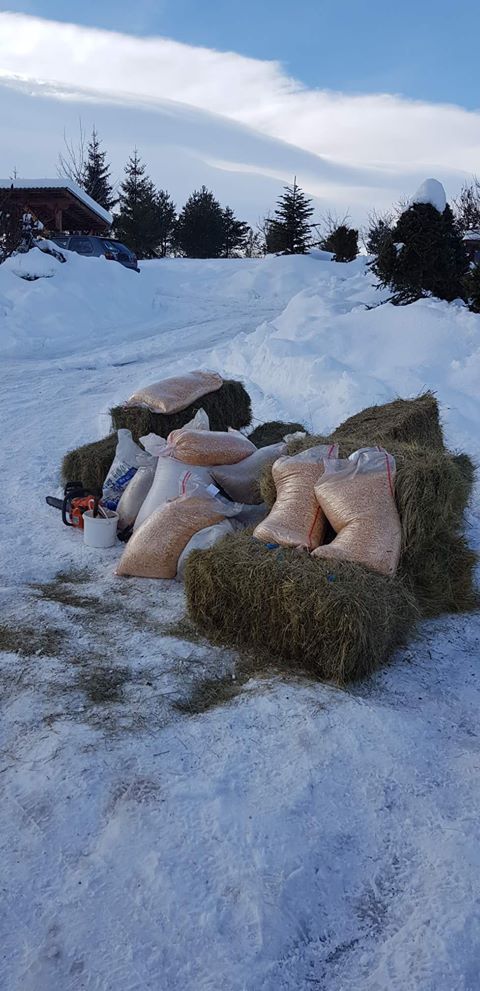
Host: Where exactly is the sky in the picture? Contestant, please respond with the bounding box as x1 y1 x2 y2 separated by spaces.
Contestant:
3 0 480 107
0 4 479 222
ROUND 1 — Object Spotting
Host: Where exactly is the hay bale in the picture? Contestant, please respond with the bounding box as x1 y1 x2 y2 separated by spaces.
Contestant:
185 531 418 683
332 391 445 450
111 379 252 442
249 421 307 448
61 433 117 494
260 434 477 617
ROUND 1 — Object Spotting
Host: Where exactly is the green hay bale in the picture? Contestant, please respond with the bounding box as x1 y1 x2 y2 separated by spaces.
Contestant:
260 434 477 617
61 433 117 495
332 391 445 450
248 420 307 448
111 379 252 442
184 531 419 684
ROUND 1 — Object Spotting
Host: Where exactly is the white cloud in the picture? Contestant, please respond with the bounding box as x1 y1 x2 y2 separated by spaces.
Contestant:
0 11 479 216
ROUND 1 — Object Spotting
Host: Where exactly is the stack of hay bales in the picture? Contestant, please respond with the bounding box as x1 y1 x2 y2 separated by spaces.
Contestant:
62 378 252 494
185 392 477 682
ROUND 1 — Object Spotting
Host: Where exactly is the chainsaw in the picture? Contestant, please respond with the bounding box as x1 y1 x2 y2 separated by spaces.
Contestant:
46 482 103 529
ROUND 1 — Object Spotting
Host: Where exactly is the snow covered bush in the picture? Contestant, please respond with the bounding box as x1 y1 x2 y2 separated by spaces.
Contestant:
371 192 468 304
465 262 480 313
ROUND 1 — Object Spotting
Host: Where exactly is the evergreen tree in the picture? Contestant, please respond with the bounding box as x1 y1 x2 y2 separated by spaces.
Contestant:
465 262 480 312
175 186 225 258
321 224 358 262
364 210 394 255
372 201 469 304
0 189 23 262
114 150 159 259
268 178 314 254
83 127 116 211
156 189 177 257
221 206 249 258
454 177 480 234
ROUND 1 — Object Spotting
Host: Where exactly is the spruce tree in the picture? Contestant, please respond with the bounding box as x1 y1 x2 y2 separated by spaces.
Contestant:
465 262 480 312
156 189 177 257
268 178 314 254
175 187 225 258
364 210 394 255
454 177 480 234
221 206 249 258
372 200 468 304
83 127 115 211
114 150 159 259
322 224 358 262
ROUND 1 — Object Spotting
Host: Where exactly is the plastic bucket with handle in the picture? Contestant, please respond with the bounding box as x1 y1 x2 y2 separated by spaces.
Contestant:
83 509 118 548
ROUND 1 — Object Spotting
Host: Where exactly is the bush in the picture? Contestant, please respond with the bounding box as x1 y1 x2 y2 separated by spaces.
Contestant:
372 202 469 304
322 224 358 262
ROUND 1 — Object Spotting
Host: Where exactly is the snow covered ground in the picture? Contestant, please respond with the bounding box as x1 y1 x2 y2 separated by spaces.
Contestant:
1 248 479 990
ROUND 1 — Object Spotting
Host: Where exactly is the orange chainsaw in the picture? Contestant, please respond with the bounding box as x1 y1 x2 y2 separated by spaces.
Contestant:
46 482 102 529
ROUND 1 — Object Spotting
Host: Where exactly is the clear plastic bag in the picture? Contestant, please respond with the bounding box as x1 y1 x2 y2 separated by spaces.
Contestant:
117 483 242 580
102 429 155 510
168 427 256 466
312 447 401 576
126 370 222 413
133 458 212 531
253 444 338 549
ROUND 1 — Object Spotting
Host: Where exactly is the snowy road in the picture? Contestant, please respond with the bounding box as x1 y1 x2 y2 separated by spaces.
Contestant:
1 250 479 990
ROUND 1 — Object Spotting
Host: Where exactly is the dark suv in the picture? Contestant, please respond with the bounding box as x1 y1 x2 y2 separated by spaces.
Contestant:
51 234 139 271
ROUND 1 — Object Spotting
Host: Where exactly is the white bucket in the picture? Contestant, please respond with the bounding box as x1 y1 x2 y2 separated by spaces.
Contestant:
83 509 118 548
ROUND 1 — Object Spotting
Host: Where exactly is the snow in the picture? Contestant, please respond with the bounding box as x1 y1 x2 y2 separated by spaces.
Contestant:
411 178 447 213
1 249 479 990
463 229 480 241
0 177 113 226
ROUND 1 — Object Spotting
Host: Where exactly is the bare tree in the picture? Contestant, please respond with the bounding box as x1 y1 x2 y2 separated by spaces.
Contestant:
57 118 87 186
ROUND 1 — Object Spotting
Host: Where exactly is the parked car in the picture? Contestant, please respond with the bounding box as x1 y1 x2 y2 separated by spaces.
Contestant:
50 234 139 271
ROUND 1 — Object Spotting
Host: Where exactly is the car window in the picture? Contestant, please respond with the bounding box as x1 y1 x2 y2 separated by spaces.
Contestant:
53 236 70 248
101 239 118 252
70 237 94 255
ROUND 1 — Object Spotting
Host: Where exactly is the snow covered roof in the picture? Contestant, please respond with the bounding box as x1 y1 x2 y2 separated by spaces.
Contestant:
411 178 447 213
463 230 480 241
0 178 112 226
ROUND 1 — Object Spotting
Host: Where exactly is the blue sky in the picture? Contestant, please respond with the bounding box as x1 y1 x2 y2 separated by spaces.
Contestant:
3 0 479 109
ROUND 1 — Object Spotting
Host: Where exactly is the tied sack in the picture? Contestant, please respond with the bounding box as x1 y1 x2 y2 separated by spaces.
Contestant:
175 520 235 582
168 428 255 466
117 488 241 580
102 429 155 510
253 444 338 550
312 447 402 577
125 370 223 413
134 459 212 531
211 442 287 504
116 464 156 532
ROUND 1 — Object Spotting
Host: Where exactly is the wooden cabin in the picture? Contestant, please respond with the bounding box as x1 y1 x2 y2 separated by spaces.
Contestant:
0 179 112 234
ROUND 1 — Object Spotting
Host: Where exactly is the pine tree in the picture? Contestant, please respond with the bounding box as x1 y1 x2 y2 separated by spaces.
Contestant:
372 201 469 304
364 210 394 255
465 262 480 312
221 206 249 258
114 150 159 259
268 178 314 254
156 189 176 257
454 177 480 234
83 127 116 211
0 189 23 262
175 187 225 258
321 224 358 262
